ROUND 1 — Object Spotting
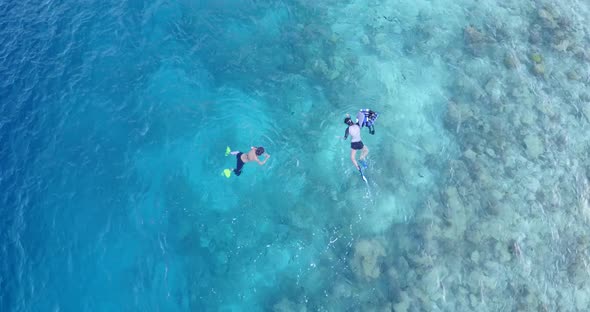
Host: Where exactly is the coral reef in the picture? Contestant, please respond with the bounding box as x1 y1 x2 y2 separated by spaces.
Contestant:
167 0 590 310
351 239 387 281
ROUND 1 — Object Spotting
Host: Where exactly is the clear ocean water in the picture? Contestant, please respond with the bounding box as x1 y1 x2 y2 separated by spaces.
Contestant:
2 0 590 311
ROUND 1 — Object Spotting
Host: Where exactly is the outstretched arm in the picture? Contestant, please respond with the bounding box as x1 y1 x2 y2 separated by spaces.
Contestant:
256 154 270 166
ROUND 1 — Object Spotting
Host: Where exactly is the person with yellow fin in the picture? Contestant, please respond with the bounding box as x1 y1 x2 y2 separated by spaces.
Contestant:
222 146 270 178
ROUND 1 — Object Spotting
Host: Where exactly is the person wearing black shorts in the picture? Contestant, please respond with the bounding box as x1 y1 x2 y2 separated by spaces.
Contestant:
343 114 369 170
228 146 270 176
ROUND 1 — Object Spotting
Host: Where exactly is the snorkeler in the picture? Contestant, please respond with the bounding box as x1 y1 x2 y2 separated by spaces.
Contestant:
355 108 379 135
343 114 369 171
223 146 270 177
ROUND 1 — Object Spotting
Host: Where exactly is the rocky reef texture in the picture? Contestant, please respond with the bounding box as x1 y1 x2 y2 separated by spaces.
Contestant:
261 0 590 311
351 239 387 280
161 0 590 310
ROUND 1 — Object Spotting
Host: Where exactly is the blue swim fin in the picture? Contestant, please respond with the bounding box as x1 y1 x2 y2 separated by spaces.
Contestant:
359 159 368 169
359 167 368 183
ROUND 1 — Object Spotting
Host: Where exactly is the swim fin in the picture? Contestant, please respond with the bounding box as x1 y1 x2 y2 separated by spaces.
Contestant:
359 167 368 183
222 169 232 178
359 159 368 169
225 146 231 156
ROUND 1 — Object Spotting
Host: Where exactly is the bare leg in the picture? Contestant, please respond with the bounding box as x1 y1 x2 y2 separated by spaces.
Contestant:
350 149 359 169
359 145 369 160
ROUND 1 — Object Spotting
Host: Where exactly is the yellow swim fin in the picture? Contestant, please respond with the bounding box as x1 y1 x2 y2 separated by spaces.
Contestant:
225 146 231 156
222 169 232 178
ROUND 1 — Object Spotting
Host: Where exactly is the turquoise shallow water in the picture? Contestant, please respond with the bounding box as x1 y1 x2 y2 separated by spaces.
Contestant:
2 0 590 311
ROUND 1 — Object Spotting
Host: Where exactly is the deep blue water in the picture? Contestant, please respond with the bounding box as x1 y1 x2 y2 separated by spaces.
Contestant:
1 1 352 310
3 0 590 311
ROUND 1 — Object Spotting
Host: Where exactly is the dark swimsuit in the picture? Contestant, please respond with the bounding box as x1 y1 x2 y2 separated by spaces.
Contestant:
351 141 364 150
234 152 245 176
345 127 364 150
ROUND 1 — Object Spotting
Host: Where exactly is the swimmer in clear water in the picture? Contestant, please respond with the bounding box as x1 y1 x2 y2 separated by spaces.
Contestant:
224 146 270 177
343 114 369 170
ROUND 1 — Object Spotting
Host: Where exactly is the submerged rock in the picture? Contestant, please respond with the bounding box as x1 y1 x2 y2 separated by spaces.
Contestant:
520 110 536 126
537 7 559 29
552 38 570 52
445 101 473 133
310 58 329 76
360 34 370 46
351 239 386 280
442 186 468 237
573 47 590 61
463 25 492 56
464 25 485 44
566 70 580 81
523 134 544 159
484 77 502 102
392 291 411 312
328 56 345 80
568 253 590 287
332 281 353 299
470 250 480 264
503 52 519 69
532 63 545 77
528 25 543 44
